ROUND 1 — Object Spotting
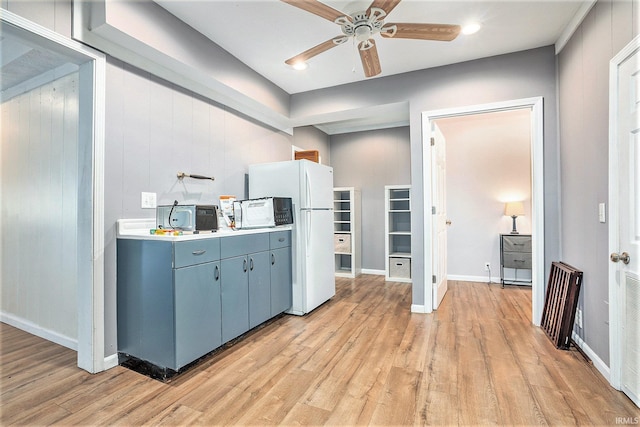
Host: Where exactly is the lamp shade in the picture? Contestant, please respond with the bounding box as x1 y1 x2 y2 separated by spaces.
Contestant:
504 201 525 217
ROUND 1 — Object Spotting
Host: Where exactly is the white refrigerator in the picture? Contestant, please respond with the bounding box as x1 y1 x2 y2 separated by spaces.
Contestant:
248 160 336 315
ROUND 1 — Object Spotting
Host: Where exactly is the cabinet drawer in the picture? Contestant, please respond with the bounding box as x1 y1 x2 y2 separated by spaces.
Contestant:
502 236 531 253
503 252 532 269
221 233 269 259
270 230 291 249
174 239 220 268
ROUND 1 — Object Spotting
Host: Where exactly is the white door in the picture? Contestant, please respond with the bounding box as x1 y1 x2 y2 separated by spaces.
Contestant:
432 123 448 308
609 35 640 408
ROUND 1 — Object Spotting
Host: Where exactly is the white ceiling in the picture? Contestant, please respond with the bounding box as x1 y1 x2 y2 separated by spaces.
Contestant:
155 0 591 94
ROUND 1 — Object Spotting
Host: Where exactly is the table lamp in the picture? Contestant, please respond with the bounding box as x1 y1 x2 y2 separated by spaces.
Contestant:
505 201 525 234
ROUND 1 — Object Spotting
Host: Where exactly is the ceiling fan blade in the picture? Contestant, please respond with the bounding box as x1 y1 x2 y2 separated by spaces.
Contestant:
367 0 401 16
285 36 347 65
281 0 347 23
381 23 461 41
359 40 382 78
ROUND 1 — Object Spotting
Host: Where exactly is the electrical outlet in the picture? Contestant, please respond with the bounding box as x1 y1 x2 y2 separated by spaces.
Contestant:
141 192 157 209
484 262 491 271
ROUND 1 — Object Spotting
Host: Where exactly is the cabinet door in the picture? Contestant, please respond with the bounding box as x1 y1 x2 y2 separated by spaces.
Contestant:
174 261 222 370
248 251 271 329
221 255 249 342
270 246 292 316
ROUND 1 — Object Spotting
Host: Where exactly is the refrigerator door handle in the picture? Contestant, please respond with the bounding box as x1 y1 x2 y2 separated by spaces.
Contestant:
306 210 311 254
305 170 311 208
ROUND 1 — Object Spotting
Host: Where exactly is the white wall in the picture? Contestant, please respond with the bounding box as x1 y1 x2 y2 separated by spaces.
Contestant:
1 72 79 347
437 109 531 282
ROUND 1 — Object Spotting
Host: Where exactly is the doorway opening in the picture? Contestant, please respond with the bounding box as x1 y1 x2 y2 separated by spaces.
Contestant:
421 97 545 325
0 10 106 372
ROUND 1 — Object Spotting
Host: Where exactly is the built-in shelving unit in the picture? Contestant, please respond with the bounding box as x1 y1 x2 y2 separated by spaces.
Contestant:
385 185 412 283
333 187 361 278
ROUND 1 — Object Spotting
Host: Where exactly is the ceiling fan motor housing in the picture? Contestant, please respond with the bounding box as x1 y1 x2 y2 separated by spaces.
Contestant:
336 7 391 48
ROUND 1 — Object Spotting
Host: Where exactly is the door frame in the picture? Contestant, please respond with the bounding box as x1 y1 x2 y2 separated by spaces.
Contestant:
421 97 545 324
608 34 640 392
1 10 107 373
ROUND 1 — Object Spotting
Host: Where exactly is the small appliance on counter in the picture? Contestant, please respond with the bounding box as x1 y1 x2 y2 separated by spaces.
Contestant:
156 204 218 231
233 197 293 229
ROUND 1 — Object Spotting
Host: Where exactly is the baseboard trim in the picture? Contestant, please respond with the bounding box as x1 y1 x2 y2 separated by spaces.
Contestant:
103 353 119 370
411 304 429 313
361 268 385 276
447 274 499 283
571 331 610 382
1 311 77 351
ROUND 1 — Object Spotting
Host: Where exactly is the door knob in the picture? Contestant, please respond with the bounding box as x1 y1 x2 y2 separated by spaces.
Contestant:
610 252 630 264
446 220 452 226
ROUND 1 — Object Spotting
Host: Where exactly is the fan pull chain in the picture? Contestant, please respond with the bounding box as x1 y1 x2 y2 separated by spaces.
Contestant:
352 37 357 73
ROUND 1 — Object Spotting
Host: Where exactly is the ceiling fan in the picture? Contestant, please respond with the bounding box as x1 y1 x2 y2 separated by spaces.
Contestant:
282 0 461 77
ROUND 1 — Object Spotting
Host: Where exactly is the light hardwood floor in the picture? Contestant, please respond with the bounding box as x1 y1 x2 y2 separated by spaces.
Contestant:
1 276 638 425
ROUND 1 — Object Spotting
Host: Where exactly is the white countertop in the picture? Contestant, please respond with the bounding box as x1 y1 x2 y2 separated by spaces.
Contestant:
116 218 292 241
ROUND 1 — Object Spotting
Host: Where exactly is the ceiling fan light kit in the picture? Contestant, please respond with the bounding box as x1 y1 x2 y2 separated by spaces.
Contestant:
283 0 461 78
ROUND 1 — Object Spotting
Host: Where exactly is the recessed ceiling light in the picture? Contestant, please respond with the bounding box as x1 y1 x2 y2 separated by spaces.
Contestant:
291 61 308 71
462 23 481 35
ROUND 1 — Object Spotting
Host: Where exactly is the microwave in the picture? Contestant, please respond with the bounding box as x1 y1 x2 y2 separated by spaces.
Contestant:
233 197 293 229
156 204 218 231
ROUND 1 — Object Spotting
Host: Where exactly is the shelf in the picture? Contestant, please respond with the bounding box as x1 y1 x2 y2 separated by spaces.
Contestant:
333 187 361 278
385 185 412 283
389 252 411 258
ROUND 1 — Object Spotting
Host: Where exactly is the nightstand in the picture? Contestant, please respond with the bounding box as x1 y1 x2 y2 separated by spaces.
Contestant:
500 234 532 287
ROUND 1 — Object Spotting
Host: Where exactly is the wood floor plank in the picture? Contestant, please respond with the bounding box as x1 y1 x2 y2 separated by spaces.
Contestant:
1 278 637 426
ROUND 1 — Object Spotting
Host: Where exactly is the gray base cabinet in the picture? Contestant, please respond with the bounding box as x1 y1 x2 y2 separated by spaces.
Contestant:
117 229 291 373
220 255 250 342
270 248 292 316
174 261 221 369
248 251 271 329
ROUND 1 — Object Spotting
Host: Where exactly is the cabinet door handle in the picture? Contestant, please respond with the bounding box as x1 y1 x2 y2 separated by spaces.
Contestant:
192 250 206 255
243 259 248 272
271 253 276 265
214 265 220 281
278 237 285 242
250 258 254 271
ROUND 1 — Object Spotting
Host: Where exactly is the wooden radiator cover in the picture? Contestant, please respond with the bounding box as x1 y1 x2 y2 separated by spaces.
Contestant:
540 262 583 349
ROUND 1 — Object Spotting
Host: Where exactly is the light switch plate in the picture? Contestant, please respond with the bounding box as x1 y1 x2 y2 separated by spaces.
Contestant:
141 192 157 209
598 202 606 223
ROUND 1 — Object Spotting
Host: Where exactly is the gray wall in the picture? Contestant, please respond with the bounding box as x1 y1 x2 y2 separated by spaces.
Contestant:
557 0 637 366
2 0 71 37
293 126 331 166
330 127 411 271
292 46 560 308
